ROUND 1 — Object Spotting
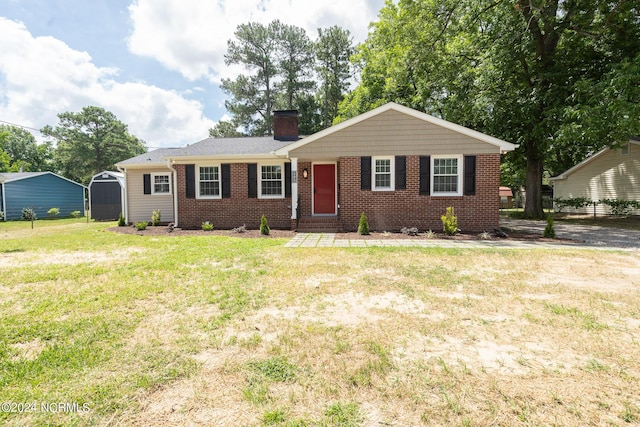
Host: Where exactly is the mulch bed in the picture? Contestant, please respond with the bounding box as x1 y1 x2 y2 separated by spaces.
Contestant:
107 226 296 238
108 226 578 243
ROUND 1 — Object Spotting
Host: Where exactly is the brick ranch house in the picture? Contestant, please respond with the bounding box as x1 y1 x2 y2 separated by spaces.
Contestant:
117 103 517 232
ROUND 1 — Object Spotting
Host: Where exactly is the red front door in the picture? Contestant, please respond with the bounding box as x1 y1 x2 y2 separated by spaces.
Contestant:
313 164 336 215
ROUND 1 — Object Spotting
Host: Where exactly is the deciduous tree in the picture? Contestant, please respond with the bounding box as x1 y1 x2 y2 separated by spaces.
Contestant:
340 0 640 217
41 106 146 184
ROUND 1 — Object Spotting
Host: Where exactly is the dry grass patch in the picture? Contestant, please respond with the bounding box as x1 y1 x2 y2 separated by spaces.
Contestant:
2 223 640 426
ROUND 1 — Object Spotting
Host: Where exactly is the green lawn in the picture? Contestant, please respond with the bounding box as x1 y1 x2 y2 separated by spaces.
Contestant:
1 220 639 426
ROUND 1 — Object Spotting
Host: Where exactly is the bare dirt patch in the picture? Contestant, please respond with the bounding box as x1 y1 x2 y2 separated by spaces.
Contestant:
0 247 142 268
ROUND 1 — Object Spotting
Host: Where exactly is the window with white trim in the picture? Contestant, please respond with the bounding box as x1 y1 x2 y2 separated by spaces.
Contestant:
432 156 462 196
152 173 171 195
198 166 221 198
259 164 284 198
372 156 394 191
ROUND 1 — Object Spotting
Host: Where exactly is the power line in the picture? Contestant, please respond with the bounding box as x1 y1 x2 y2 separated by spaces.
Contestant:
0 119 42 133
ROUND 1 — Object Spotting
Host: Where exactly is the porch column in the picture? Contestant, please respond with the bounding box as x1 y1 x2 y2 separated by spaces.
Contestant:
291 157 298 220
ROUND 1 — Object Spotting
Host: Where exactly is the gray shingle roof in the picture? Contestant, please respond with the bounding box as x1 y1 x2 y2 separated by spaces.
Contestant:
168 136 295 157
116 148 183 165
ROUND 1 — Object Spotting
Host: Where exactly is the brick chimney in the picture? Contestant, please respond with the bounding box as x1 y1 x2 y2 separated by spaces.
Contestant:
273 110 299 141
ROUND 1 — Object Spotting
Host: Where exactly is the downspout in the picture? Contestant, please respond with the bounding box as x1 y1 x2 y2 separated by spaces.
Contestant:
167 159 179 227
116 166 128 223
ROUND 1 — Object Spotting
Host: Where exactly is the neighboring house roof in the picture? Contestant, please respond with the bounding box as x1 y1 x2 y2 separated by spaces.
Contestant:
276 102 518 156
167 136 293 160
499 186 513 197
115 148 183 167
550 139 640 181
0 171 86 188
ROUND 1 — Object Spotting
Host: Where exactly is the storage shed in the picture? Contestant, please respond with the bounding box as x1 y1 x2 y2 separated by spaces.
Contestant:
0 172 86 220
89 171 125 220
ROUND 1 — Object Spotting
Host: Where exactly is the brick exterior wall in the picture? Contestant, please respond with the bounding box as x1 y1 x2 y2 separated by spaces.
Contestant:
175 154 500 232
338 154 501 233
175 164 292 229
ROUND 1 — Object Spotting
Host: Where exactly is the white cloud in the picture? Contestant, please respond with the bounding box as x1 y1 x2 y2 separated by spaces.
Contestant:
0 17 215 148
127 0 384 82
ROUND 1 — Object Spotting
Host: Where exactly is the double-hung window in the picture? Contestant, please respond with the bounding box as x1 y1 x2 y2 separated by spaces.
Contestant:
151 173 171 195
198 166 221 198
372 156 394 191
432 155 462 196
259 164 284 198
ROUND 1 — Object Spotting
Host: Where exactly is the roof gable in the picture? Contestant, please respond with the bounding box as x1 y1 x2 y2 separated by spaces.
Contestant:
550 140 640 181
276 103 517 156
0 171 85 188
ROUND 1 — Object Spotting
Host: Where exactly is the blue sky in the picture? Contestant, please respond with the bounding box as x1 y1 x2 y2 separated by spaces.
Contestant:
0 0 384 148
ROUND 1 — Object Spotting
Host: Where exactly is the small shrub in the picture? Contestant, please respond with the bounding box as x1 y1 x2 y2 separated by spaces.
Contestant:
357 212 369 235
233 224 247 233
599 198 640 216
70 210 82 218
425 229 436 239
553 197 594 213
117 212 126 226
478 231 492 240
21 208 36 221
201 221 214 231
260 215 270 235
441 207 458 236
135 221 147 231
47 207 60 218
543 215 555 238
151 210 161 226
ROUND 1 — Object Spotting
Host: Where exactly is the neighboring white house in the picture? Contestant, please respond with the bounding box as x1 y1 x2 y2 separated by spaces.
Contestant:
551 138 640 215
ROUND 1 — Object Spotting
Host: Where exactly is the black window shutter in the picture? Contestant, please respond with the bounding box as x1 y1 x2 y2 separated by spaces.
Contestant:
419 156 430 195
222 164 231 198
248 163 257 198
464 156 476 196
360 156 371 190
185 164 195 199
284 163 292 197
395 156 406 190
143 174 151 194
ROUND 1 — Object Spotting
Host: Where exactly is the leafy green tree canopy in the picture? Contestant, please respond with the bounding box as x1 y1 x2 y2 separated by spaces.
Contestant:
41 106 146 184
0 124 54 172
219 20 354 137
340 0 640 217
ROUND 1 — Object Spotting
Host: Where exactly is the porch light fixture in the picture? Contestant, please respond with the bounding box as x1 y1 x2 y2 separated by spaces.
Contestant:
303 168 308 179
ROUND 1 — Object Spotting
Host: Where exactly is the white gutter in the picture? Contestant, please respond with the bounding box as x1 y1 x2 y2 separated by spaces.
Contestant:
116 166 129 223
167 159 179 227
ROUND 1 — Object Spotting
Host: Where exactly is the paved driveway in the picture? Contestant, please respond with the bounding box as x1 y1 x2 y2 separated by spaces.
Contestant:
500 218 640 249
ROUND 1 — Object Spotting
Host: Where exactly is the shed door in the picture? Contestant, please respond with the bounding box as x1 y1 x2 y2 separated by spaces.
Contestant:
313 164 336 215
90 182 122 220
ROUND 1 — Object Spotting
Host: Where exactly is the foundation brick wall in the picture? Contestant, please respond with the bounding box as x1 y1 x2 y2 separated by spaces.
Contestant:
338 154 501 232
175 163 292 229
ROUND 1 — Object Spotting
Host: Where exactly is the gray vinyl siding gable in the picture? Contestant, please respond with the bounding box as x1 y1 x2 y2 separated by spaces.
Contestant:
126 169 174 223
554 144 640 215
2 174 85 220
289 110 501 158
